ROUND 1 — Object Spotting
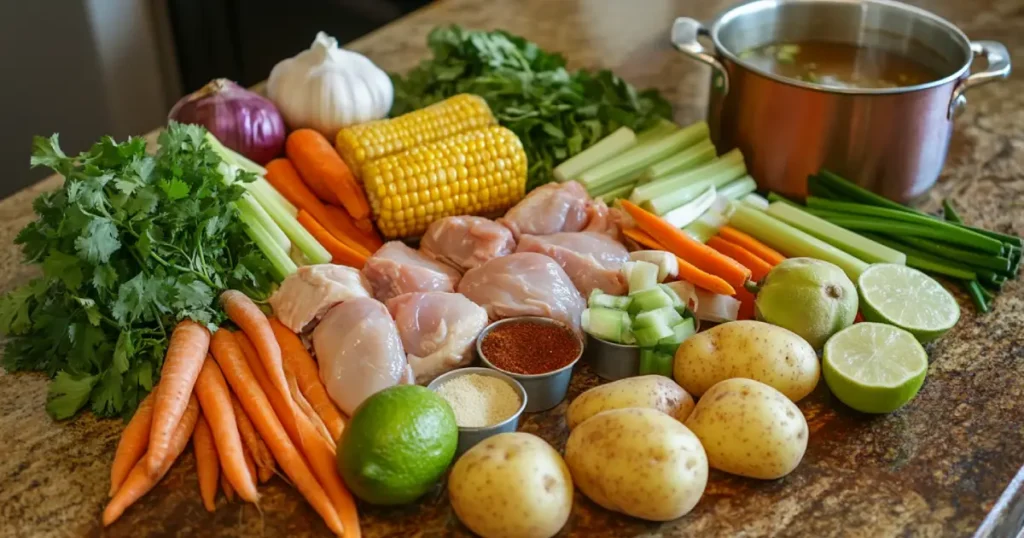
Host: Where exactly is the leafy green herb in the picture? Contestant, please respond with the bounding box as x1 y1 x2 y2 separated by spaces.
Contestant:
0 122 276 420
390 26 672 190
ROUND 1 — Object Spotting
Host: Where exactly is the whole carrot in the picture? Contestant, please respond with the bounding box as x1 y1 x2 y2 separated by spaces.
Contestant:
195 357 259 503
236 332 300 445
109 391 156 497
324 204 383 252
270 319 346 442
290 373 336 450
210 330 345 536
221 290 292 410
297 210 369 268
148 320 210 475
221 472 235 502
718 225 786 266
287 129 370 219
103 394 199 526
623 228 736 295
231 394 276 482
193 415 220 512
707 236 773 281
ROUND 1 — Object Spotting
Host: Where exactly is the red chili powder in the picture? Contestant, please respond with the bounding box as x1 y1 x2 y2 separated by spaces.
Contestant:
480 320 582 375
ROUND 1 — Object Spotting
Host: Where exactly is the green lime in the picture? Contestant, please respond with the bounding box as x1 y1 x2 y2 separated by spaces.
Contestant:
857 263 959 343
754 257 859 349
822 322 928 413
338 385 458 505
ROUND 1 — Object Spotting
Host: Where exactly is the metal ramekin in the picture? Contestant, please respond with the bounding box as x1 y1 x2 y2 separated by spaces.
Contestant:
427 366 527 457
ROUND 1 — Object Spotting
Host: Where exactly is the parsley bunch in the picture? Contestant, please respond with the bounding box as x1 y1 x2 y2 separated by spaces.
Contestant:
390 25 673 190
0 123 276 420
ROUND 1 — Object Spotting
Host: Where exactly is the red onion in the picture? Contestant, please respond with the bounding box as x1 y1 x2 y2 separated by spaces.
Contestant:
169 78 286 165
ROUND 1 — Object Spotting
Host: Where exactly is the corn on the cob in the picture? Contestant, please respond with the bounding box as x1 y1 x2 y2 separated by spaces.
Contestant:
363 126 527 239
335 94 496 179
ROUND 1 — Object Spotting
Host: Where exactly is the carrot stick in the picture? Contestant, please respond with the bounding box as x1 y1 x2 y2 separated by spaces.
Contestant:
707 236 773 281
270 319 346 442
623 228 736 295
236 332 301 445
324 204 383 252
103 394 199 526
195 357 259 503
620 200 751 290
719 225 786 266
147 320 210 475
297 210 369 268
193 415 220 512
287 129 370 219
221 472 235 501
231 394 276 481
109 391 156 497
209 330 345 536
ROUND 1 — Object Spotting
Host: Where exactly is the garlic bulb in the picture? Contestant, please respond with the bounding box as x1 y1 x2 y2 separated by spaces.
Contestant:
267 32 393 137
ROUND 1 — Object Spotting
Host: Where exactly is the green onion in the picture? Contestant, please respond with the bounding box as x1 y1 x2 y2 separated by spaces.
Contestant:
718 176 758 200
895 236 1011 273
860 234 977 280
579 122 707 193
631 148 743 207
815 169 920 213
641 139 716 183
980 285 996 301
943 199 964 224
965 280 990 313
765 202 905 264
806 175 846 200
554 126 636 182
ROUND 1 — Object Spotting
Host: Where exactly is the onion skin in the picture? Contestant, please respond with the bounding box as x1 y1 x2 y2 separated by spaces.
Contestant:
169 79 285 164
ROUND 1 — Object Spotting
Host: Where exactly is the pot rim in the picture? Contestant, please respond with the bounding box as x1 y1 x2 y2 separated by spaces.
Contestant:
708 0 974 95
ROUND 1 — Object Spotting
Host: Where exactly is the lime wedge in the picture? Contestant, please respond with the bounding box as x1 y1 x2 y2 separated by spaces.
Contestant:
822 322 928 413
857 263 959 343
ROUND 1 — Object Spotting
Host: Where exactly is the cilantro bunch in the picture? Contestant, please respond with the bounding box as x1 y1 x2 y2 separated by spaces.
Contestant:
0 123 276 420
390 25 673 190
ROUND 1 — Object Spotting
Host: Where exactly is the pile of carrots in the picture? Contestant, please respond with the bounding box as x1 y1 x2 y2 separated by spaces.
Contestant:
104 290 359 537
267 129 384 268
619 200 785 320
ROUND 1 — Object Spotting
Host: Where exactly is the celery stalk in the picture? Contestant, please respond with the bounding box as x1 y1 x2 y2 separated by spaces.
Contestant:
597 183 636 204
646 158 746 215
718 176 758 200
641 138 716 183
635 119 680 144
729 203 869 280
247 181 332 265
237 194 290 253
250 177 298 217
631 148 744 207
236 201 298 281
742 193 771 210
579 122 708 193
205 132 267 176
766 202 906 265
663 186 716 229
683 196 734 243
554 127 636 182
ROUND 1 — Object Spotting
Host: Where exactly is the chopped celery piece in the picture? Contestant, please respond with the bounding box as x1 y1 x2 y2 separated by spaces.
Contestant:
629 250 678 282
237 193 290 252
766 202 906 265
742 193 771 210
663 186 717 228
554 127 637 182
588 289 633 310
634 322 675 347
236 202 297 281
635 119 679 144
641 139 716 183
647 158 747 214
683 220 718 243
627 287 674 315
658 283 685 309
639 348 675 377
682 197 734 243
597 182 636 203
626 260 660 294
634 307 684 330
631 148 744 206
693 290 740 323
583 307 631 343
579 122 708 192
657 318 696 354
718 176 758 200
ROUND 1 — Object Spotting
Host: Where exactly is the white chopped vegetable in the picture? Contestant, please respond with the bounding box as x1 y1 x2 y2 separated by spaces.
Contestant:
693 289 740 323
628 251 679 282
662 186 717 229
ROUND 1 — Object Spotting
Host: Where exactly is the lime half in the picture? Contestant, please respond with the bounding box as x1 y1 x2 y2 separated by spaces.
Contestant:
858 263 959 343
822 322 928 413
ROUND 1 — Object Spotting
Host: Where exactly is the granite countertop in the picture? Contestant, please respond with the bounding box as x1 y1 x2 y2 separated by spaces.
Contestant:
3 0 1024 536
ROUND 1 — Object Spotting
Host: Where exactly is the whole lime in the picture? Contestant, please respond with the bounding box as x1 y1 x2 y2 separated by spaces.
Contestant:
337 385 458 505
754 257 858 349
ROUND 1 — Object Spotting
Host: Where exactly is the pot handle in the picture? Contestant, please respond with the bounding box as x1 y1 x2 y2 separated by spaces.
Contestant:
949 40 1012 118
671 17 729 94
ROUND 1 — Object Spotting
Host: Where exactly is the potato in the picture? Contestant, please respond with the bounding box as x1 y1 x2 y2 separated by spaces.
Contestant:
673 320 819 401
449 432 573 538
685 378 808 479
567 375 695 429
565 408 707 521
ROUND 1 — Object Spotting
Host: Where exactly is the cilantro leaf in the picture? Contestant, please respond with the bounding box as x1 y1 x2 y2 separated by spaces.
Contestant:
46 371 98 420
75 217 121 264
159 178 190 200
30 134 67 169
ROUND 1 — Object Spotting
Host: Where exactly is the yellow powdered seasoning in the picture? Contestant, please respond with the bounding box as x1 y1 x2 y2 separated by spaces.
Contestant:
435 374 521 428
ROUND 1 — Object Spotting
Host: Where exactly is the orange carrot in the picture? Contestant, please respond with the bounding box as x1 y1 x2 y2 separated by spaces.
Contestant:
221 290 292 407
270 319 346 442
103 394 199 526
210 330 345 536
147 320 210 475
719 225 786 266
231 394 275 481
297 210 369 268
623 228 736 295
707 236 772 281
109 391 156 497
735 286 757 321
323 204 383 253
290 373 335 449
620 200 751 290
193 415 220 512
242 443 258 489
195 357 259 503
287 129 370 219
236 332 301 446
221 472 235 501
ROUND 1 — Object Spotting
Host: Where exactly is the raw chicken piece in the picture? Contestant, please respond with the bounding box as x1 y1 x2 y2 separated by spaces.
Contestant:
457 252 586 334
516 232 630 296
361 241 462 302
386 292 489 384
268 264 372 333
498 181 590 239
583 200 627 241
421 216 516 272
313 297 413 416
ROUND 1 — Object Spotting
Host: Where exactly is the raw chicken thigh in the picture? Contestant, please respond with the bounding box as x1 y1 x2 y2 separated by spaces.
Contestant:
516 232 630 296
498 181 590 239
420 216 516 272
268 264 372 333
457 252 586 334
313 297 413 416
386 292 489 384
361 241 462 302
582 199 627 241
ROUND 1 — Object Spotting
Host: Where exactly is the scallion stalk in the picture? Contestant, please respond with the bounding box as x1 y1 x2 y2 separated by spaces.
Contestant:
896 236 1011 273
815 169 919 213
554 127 636 182
860 233 977 280
966 280 990 313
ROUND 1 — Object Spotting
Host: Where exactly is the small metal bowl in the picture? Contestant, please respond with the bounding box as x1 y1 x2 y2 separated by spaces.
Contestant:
427 367 527 457
585 334 641 381
476 317 584 413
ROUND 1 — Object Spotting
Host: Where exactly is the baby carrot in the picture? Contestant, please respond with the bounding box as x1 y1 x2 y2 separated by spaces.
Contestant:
297 210 369 268
287 129 370 219
270 319 346 442
623 228 736 295
195 357 259 503
708 236 773 281
718 225 786 265
193 415 220 512
109 391 155 497
148 320 210 475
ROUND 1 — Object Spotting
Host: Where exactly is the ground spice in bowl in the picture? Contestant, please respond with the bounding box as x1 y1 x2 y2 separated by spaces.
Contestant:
435 373 522 428
479 319 583 375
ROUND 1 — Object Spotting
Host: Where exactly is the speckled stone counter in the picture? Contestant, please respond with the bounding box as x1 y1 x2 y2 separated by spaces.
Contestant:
3 0 1024 536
